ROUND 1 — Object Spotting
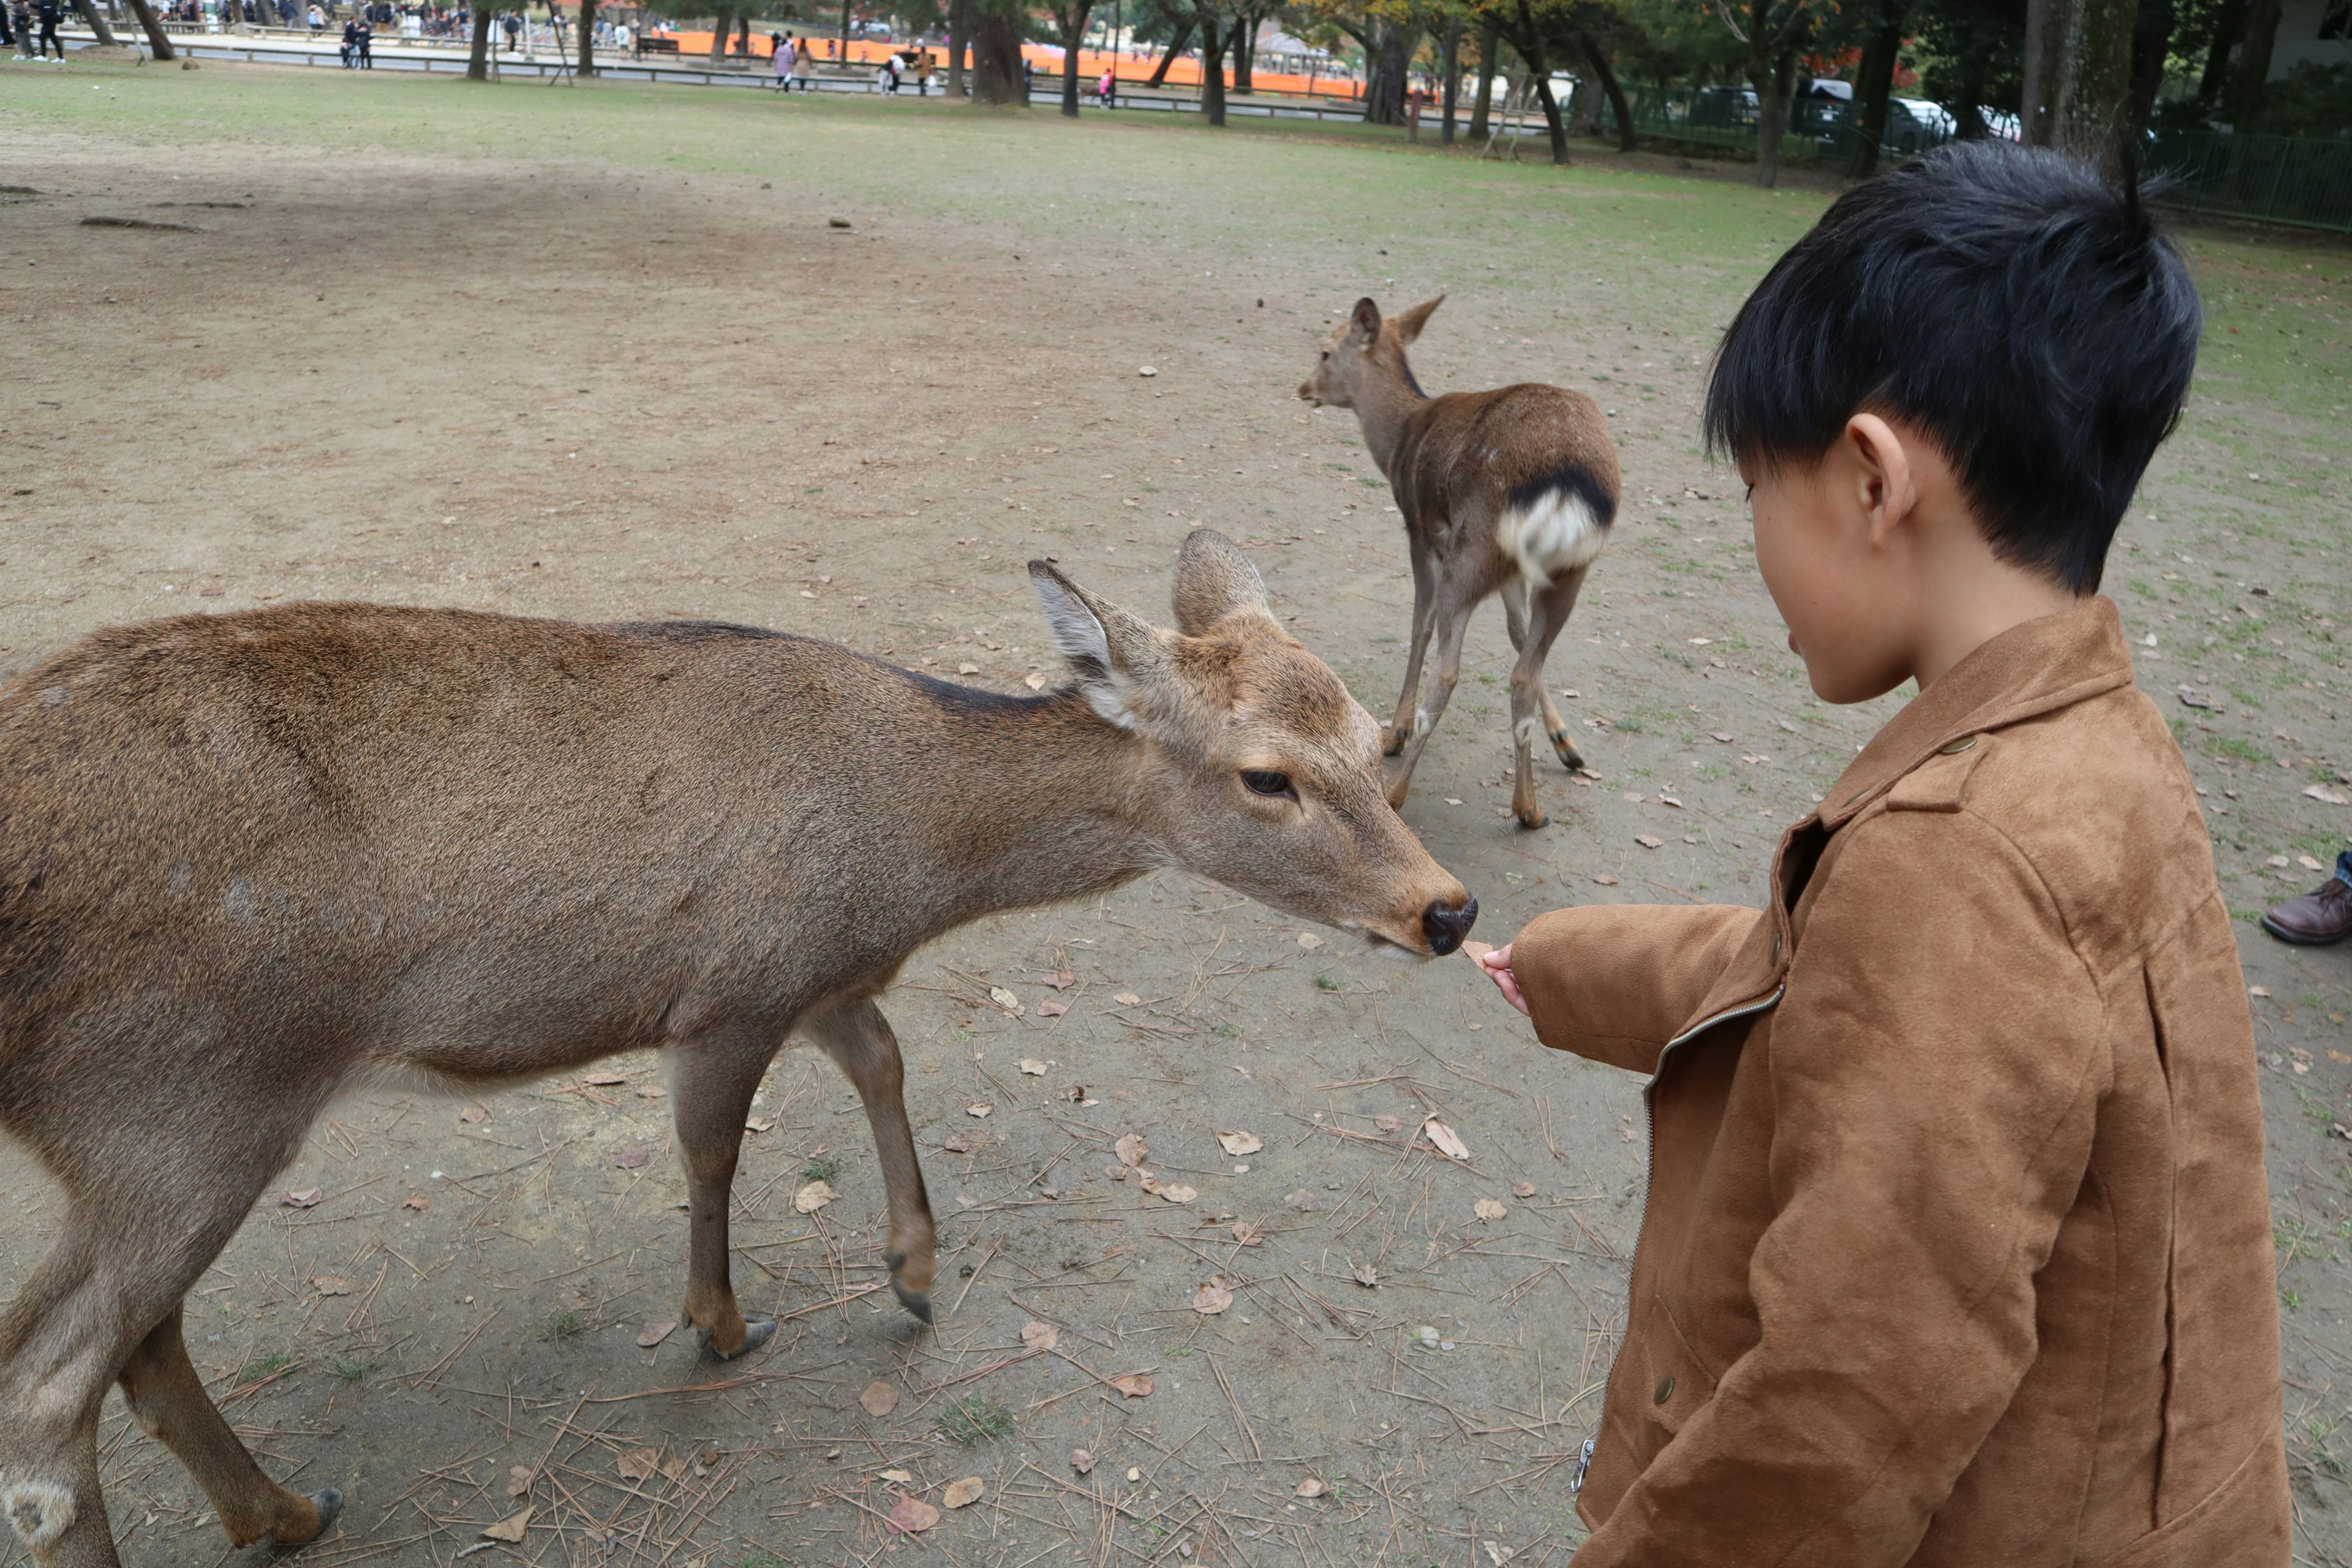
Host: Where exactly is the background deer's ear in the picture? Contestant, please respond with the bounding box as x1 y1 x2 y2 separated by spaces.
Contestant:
1348 296 1381 342
1393 294 1444 343
1028 561 1163 728
1170 528 1270 635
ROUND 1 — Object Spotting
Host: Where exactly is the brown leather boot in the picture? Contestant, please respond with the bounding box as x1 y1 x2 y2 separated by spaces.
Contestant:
2262 871 2352 946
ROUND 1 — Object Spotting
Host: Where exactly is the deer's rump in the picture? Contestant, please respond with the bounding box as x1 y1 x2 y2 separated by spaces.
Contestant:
1390 383 1622 585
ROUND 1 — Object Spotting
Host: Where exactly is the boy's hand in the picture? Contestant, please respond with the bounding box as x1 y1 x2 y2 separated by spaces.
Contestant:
1465 940 1529 1017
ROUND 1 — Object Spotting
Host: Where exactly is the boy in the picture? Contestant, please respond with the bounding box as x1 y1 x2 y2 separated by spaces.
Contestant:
1477 144 2288 1565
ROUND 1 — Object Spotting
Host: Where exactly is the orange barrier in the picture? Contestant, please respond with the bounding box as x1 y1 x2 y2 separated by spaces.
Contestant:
646 29 1359 99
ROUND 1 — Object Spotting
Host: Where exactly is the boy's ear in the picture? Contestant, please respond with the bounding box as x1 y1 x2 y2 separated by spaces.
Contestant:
1169 528 1270 635
1348 296 1381 342
1845 413 1919 548
1393 294 1445 343
1028 561 1167 728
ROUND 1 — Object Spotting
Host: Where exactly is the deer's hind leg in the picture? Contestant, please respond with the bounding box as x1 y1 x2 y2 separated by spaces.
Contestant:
671 1030 786 1360
1386 581 1479 811
1509 565 1593 827
801 994 936 1325
1387 533 1438 757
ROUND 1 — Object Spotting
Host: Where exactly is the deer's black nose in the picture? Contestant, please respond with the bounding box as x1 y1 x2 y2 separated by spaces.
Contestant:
1422 897 1477 956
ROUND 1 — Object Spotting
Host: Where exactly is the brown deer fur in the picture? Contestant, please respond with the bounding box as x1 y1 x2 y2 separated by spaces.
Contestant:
0 530 1472 1568
1300 295 1620 827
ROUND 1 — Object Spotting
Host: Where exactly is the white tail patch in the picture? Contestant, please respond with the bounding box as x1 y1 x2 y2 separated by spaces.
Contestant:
1499 488 1608 590
4 1479 77 1551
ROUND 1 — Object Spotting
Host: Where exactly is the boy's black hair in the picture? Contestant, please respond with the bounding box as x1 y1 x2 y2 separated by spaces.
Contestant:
1702 141 2201 594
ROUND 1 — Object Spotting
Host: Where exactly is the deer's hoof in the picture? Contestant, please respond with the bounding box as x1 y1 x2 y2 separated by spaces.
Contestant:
259 1490 342 1555
1515 805 1548 830
1549 731 1584 771
1385 727 1409 757
696 1318 777 1362
892 1280 936 1324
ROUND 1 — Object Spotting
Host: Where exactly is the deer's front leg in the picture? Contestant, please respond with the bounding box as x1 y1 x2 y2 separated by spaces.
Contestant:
671 1036 780 1360
1387 589 1477 810
802 993 937 1325
1388 537 1437 756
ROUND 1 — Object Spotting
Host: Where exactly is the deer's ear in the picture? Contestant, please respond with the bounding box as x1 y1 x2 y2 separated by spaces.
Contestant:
1394 294 1444 342
1028 561 1162 728
1170 528 1269 635
1349 296 1381 341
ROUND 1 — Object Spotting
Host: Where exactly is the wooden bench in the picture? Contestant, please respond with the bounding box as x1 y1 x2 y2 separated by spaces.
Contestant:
636 34 677 53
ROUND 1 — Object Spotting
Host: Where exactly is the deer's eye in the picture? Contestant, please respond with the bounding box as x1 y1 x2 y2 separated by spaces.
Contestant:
1240 769 1295 799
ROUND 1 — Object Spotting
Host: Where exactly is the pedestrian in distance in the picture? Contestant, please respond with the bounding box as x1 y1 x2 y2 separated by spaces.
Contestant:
2 0 26 58
1096 64 1114 106
791 33 812 88
338 15 356 63
1475 143 2290 1564
914 47 931 93
355 12 371 64
769 29 789 88
0 1 16 59
32 0 64 55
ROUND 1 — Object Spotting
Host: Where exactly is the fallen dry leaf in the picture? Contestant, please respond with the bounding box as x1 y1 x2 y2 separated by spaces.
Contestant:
634 1083 668 1099
1126 1466 1144 1482
888 1496 941 1534
1036 998 1068 1017
1635 834 1664 850
880 1468 913 1484
1109 1373 1155 1398
1374 1113 1403 1134
942 1133 975 1153
507 1466 533 1498
744 1114 777 1133
1024 671 1048 690
860 1381 901 1417
989 986 1025 1014
282 1186 323 1208
402 1194 430 1211
1593 872 1622 886
636 1322 675 1349
1019 1058 1049 1076
1297 1477 1329 1498
613 1145 650 1169
311 1276 353 1296
1070 1448 1096 1474
2306 783 2351 805
966 1102 994 1118
1474 1197 1508 1222
1044 968 1076 990
1352 1262 1379 1287
1511 1182 1537 1199
583 1071 628 1087
481 1507 532 1543
943 1477 985 1509
1423 1118 1472 1161
1284 1189 1322 1212
1216 1130 1264 1157
1112 991 1142 1007
1231 1221 1264 1245
660 1455 688 1483
1191 1281 1234 1314
1159 1183 1198 1204
1021 1320 1061 1352
1114 1133 1150 1167
1297 931 1324 949
793 1180 840 1214
2250 986 2273 998
616 1448 662 1483
458 1104 486 1123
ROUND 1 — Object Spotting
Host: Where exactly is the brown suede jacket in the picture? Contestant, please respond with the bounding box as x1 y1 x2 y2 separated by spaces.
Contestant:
1512 599 2289 1567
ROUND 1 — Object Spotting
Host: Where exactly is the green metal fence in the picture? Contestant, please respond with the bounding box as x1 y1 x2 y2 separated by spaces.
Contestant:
1596 85 1953 165
2148 129 2352 234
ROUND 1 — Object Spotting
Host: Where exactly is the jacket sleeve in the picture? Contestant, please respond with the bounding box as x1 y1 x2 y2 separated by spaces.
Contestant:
1569 809 2107 1568
1511 902 1764 1075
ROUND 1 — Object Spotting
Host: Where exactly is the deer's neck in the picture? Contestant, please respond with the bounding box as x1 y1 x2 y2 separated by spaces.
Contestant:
893 687 1163 938
1351 348 1428 476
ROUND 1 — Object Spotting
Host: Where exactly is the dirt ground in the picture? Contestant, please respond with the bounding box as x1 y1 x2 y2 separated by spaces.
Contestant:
2 61 2350 1568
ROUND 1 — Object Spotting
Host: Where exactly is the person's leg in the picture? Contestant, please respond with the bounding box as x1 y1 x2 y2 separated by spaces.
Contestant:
2261 848 2352 945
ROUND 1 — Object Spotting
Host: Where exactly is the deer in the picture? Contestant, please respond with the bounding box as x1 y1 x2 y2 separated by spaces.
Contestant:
1300 295 1621 829
0 529 1475 1568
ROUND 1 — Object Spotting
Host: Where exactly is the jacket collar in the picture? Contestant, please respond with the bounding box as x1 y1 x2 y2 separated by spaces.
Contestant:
1814 595 2135 831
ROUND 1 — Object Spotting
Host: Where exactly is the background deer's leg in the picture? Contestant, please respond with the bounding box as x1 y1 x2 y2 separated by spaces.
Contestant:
1510 565 1593 825
801 994 937 1325
671 1033 783 1359
1499 576 1528 654
1387 534 1438 756
1386 585 1478 810
117 1305 339 1551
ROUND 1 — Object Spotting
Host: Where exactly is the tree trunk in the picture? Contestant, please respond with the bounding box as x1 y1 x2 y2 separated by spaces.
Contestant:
1578 30 1634 149
467 0 492 75
1439 17 1460 141
576 0 595 72
2128 0 2171 130
2055 0 2132 164
1954 42 1987 135
946 0 971 94
1145 18 1187 84
1197 10 1226 124
1532 68 1569 162
70 0 116 44
1231 10 1251 91
1363 21 1414 123
1752 43 1792 187
2020 0 2054 142
709 6 727 61
836 0 849 59
122 0 172 56
971 7 1024 102
2224 0 2281 125
2194 0 2242 106
1468 21 1496 138
1847 0 1902 176
1059 2 1090 113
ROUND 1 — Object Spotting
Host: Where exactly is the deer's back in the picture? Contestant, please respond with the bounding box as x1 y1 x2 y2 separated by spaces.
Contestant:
0 604 1005 1093
1390 383 1621 548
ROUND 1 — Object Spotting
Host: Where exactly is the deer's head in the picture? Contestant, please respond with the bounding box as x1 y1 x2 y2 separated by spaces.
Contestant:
1297 294 1444 409
1028 531 1475 957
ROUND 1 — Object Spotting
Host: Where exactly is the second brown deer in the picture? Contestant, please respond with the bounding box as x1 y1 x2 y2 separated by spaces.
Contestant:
1300 295 1620 828
0 529 1473 1568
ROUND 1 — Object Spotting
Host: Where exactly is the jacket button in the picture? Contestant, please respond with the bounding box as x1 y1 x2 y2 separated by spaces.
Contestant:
1938 735 1979 755
1653 1376 1676 1405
